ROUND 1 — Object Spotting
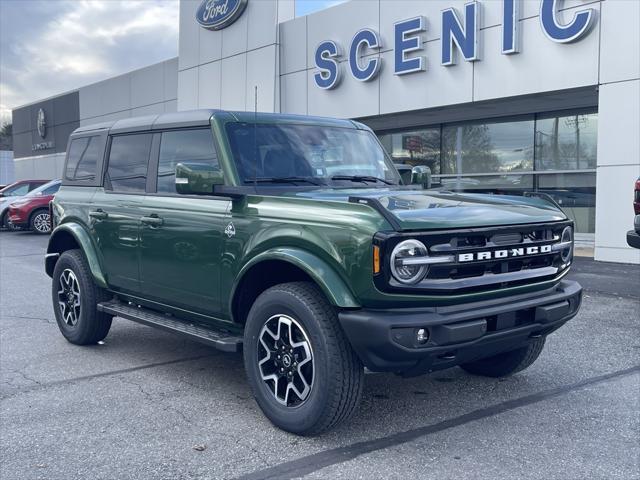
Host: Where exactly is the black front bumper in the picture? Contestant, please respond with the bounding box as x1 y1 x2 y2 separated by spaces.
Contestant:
627 230 640 249
339 280 582 377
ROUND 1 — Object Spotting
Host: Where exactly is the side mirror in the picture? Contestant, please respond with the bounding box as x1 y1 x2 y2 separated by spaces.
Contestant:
175 162 224 195
393 163 413 185
411 166 432 189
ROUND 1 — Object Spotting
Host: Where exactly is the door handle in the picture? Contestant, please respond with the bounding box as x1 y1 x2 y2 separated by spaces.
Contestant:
141 215 163 227
89 209 108 220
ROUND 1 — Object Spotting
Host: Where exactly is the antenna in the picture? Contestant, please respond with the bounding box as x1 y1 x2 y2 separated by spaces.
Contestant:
253 85 258 189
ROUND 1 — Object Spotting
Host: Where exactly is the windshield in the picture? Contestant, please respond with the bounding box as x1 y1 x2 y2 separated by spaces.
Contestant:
26 180 60 197
225 123 401 187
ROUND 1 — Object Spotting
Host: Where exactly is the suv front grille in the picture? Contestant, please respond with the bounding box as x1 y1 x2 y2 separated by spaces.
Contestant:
374 221 573 295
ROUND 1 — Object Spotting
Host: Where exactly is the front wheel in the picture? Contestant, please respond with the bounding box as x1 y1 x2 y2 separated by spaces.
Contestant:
52 249 113 345
460 337 546 378
1 211 19 231
30 208 51 234
243 282 364 435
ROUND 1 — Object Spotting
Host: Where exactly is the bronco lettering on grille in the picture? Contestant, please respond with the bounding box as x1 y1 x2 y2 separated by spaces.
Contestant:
458 244 552 262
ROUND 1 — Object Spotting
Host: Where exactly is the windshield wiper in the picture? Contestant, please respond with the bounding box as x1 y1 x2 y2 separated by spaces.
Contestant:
331 175 395 185
244 177 323 186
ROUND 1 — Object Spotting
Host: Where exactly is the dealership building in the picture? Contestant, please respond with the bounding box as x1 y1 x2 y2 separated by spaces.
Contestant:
11 0 640 264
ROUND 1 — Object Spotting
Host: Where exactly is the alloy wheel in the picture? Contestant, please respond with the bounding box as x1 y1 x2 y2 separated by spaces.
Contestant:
57 269 81 326
33 212 51 233
257 314 314 407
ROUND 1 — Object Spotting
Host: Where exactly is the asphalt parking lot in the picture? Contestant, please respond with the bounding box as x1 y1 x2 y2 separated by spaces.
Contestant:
1 231 638 480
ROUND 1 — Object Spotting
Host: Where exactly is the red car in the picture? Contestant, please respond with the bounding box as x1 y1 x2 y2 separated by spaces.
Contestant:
0 179 51 229
628 177 640 249
0 179 49 198
7 180 61 234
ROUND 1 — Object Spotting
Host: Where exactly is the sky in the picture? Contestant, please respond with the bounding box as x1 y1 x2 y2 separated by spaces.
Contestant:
0 0 345 125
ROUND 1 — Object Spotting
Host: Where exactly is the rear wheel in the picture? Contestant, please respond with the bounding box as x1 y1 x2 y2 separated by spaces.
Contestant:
243 282 364 435
30 208 51 234
460 337 546 377
52 249 113 345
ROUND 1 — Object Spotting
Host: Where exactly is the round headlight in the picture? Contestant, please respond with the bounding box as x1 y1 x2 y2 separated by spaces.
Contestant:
560 226 573 263
390 239 429 284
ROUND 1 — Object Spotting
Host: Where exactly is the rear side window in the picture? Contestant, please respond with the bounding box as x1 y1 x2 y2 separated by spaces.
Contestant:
42 183 60 195
65 136 102 182
106 134 152 193
157 129 219 193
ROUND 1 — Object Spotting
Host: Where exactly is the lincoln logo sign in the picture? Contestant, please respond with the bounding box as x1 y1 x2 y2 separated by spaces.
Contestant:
37 108 46 139
195 0 248 30
314 0 597 89
458 245 553 263
32 108 54 151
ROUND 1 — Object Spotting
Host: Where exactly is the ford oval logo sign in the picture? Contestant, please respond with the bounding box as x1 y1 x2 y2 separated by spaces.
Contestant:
195 0 248 31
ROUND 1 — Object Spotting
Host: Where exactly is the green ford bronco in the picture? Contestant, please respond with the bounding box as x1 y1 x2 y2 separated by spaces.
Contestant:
46 110 582 435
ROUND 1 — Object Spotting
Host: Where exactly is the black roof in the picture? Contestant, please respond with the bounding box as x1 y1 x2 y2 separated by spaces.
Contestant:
73 109 221 135
72 109 361 136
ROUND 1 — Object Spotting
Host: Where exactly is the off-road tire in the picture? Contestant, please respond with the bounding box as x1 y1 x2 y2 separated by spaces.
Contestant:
460 337 546 377
243 282 364 435
52 249 113 345
29 208 51 234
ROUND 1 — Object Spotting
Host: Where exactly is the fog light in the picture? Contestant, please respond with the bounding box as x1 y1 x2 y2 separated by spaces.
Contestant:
416 328 429 344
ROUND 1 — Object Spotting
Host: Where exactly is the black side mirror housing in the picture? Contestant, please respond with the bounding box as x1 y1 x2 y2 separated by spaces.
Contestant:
411 166 432 189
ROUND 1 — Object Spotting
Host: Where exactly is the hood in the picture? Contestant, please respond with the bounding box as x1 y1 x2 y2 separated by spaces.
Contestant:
287 188 566 231
0 195 24 210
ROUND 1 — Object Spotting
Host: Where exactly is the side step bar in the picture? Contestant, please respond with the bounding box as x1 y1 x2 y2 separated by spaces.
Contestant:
97 299 242 352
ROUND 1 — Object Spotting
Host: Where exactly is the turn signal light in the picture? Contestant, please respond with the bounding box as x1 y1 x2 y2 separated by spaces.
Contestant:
373 245 380 274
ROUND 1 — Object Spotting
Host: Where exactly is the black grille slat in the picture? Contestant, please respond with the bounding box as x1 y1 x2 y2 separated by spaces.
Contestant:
430 233 555 253
376 220 573 295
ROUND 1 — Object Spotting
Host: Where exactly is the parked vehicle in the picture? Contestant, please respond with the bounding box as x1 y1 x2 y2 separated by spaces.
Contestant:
0 179 49 229
627 177 640 249
0 179 48 198
7 179 61 233
45 111 582 435
626 216 640 249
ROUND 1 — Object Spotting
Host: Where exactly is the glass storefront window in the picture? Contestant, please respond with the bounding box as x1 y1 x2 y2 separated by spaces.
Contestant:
442 120 534 174
535 113 597 170
376 110 597 234
439 174 534 195
378 128 440 174
537 172 596 233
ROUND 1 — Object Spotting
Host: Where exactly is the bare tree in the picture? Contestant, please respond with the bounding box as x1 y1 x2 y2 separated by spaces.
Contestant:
0 123 12 151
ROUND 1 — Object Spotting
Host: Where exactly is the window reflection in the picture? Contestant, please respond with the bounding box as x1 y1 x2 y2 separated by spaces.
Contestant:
440 174 533 195
378 128 440 175
376 111 597 234
535 114 597 170
442 120 534 174
157 129 219 194
537 173 596 233
106 134 152 193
